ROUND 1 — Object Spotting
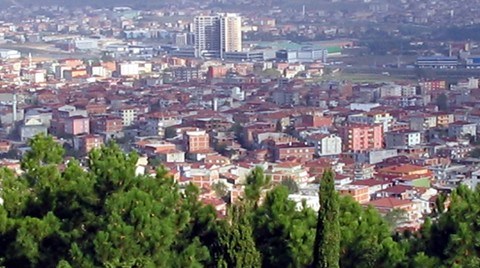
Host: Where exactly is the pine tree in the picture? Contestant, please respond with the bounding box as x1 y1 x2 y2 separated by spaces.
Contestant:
0 135 215 267
252 185 317 267
312 169 340 268
338 196 406 267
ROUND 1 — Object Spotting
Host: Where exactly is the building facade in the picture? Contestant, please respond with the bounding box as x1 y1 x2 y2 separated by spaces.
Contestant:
341 124 384 152
385 130 422 148
193 13 242 58
185 130 210 153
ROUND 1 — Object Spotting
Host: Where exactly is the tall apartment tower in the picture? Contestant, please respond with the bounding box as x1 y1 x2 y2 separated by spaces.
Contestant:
193 13 242 58
193 15 221 57
220 13 242 53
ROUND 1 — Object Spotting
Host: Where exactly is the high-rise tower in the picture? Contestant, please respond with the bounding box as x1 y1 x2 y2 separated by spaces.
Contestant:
193 15 221 57
193 13 242 58
220 13 242 54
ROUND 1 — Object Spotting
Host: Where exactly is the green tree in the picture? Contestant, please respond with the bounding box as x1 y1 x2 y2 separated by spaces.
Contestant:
412 252 440 268
281 177 299 194
21 133 65 171
434 193 447 214
215 143 233 157
216 204 262 268
164 126 177 139
244 167 270 206
261 68 282 78
436 93 448 111
384 208 409 230
213 182 228 198
469 148 480 158
338 197 406 268
412 185 480 267
275 120 283 132
252 186 317 267
0 135 217 267
230 122 247 148
312 169 340 268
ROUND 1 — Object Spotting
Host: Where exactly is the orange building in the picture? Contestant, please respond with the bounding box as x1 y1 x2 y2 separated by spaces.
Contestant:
433 112 454 127
377 164 432 187
185 130 210 153
300 114 333 128
59 58 83 68
377 164 430 177
207 66 228 79
73 134 104 154
338 185 370 204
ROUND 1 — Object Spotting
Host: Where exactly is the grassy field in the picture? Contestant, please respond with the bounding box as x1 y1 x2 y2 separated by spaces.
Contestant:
310 70 416 84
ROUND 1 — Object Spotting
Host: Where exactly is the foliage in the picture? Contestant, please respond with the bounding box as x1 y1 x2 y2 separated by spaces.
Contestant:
5 135 480 268
313 169 340 268
410 185 480 267
21 133 65 171
436 93 448 111
383 208 409 230
469 147 480 158
252 186 317 267
281 178 299 194
339 197 407 268
244 167 270 206
212 182 228 198
214 143 233 158
164 126 177 139
275 120 283 132
230 122 248 148
261 68 282 78
0 135 216 267
215 204 262 267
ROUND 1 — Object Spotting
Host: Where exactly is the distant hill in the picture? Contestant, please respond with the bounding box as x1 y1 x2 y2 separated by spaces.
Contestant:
0 0 173 8
0 0 364 9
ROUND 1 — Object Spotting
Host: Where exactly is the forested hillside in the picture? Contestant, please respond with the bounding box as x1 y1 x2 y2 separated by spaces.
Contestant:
0 135 477 267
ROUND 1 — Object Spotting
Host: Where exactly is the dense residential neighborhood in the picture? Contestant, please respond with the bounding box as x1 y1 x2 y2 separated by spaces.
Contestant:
0 2 479 232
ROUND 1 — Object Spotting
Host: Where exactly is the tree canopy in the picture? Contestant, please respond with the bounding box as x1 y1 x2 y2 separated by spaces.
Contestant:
0 135 478 267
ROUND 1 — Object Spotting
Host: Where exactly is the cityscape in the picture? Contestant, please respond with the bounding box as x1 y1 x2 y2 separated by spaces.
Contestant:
0 0 479 267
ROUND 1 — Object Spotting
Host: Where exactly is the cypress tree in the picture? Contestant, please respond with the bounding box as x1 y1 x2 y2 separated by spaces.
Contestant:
312 169 340 268
216 204 262 268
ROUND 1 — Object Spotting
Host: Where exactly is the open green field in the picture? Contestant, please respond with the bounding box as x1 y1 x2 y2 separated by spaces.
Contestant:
310 70 416 84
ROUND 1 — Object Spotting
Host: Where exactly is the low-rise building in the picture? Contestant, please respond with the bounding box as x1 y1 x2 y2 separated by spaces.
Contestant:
64 116 90 135
306 134 342 156
73 134 104 154
338 185 370 204
448 121 477 138
272 142 315 162
340 124 384 152
385 130 422 148
20 118 48 141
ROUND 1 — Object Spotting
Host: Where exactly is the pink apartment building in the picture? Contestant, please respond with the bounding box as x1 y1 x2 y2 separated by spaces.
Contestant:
341 124 383 152
64 116 90 135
